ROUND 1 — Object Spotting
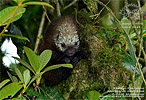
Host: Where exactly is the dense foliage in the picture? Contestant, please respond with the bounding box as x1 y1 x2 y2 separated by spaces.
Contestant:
0 0 146 100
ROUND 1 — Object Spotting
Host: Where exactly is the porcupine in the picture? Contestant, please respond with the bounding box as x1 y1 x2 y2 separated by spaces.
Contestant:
39 15 82 86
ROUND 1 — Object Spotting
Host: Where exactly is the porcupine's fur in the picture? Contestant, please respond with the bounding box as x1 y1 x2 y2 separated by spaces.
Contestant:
39 15 81 86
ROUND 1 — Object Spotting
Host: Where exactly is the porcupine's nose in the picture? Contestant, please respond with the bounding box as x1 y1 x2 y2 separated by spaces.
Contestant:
65 47 76 56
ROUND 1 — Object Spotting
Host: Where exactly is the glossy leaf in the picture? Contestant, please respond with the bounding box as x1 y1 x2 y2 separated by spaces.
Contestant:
23 2 54 9
125 34 136 59
122 49 141 74
0 79 10 88
0 6 26 26
24 46 39 72
13 57 35 74
2 34 30 42
23 69 31 86
0 83 23 100
28 73 43 87
7 71 18 83
100 94 114 100
14 67 24 82
122 33 141 74
87 91 101 100
8 98 19 100
12 76 18 83
42 64 73 73
39 50 52 72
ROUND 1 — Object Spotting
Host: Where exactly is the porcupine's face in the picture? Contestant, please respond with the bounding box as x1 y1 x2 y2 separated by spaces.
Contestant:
54 22 80 56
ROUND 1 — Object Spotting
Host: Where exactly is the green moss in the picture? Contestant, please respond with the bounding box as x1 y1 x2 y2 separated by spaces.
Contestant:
55 8 131 100
96 46 123 68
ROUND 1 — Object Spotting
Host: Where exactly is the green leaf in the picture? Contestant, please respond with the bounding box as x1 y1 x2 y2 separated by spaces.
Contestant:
42 64 73 73
27 73 43 87
2 34 30 42
14 67 24 82
22 2 54 9
7 98 19 100
23 46 39 72
100 94 114 100
7 94 26 100
23 69 31 86
17 94 27 100
121 17 132 34
0 6 26 26
39 50 52 72
123 33 141 74
12 76 18 83
0 83 23 100
13 57 35 74
122 49 141 74
87 91 101 100
7 71 18 83
125 34 136 59
0 79 10 88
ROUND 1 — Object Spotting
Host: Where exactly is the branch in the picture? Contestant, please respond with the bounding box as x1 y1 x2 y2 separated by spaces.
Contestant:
63 0 77 10
34 12 45 53
40 0 51 23
56 0 61 16
95 0 111 20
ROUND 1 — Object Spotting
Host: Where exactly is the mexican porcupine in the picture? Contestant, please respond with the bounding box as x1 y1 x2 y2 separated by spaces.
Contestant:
39 15 81 86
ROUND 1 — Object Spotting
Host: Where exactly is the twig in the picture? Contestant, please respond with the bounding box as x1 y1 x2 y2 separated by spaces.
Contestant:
40 0 51 23
74 8 80 25
137 0 145 63
95 0 146 85
56 0 61 17
43 6 51 23
63 0 77 10
124 0 138 87
34 12 45 53
125 0 145 87
124 0 137 83
129 0 146 66
142 48 146 64
136 0 146 87
95 0 111 20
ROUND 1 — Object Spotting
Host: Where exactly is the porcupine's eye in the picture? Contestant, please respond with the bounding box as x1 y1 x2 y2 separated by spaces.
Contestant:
75 42 78 46
61 43 66 48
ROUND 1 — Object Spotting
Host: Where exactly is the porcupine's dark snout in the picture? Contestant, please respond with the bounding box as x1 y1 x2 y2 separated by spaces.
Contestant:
65 47 76 57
